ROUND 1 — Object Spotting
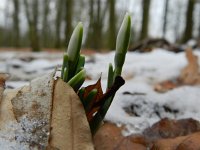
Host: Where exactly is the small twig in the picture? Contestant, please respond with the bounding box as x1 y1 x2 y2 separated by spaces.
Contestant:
123 91 146 96
93 76 125 108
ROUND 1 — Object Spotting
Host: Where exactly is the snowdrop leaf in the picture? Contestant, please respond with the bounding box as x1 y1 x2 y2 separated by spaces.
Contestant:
63 67 69 82
68 69 86 92
61 53 68 79
78 87 85 105
85 89 98 113
75 55 85 74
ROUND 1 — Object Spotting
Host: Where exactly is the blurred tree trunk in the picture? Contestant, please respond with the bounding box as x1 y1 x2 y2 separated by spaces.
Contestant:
108 0 116 50
42 0 50 48
93 0 108 50
32 0 40 51
94 0 102 50
24 0 40 51
85 0 94 48
198 4 200 39
182 0 196 43
86 0 106 51
174 4 182 42
12 0 20 47
55 0 64 48
174 7 182 43
3 0 11 47
65 0 73 46
163 0 169 38
140 0 151 41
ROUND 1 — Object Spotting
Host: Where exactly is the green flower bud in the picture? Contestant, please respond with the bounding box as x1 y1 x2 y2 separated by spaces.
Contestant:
67 22 83 63
114 13 131 75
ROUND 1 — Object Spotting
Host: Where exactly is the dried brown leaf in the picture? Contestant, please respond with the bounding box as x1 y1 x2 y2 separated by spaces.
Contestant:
85 76 125 122
49 78 93 150
179 49 200 85
82 77 104 121
83 77 103 103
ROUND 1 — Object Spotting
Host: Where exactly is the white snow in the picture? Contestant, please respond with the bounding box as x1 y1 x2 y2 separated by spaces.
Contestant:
84 49 200 136
104 49 200 136
0 122 29 149
0 51 62 81
1 48 200 144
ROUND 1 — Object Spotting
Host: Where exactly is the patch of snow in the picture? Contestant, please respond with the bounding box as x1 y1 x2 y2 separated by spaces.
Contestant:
0 121 29 149
101 49 200 135
106 84 200 136
187 39 197 47
85 49 187 83
6 81 29 89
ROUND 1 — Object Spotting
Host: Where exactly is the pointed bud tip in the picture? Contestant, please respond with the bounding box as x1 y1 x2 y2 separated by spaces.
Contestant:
78 22 83 25
80 68 86 75
124 13 131 23
77 22 83 29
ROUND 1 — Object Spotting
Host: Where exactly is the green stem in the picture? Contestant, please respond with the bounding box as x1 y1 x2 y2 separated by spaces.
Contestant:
63 67 68 82
78 87 85 106
61 53 68 79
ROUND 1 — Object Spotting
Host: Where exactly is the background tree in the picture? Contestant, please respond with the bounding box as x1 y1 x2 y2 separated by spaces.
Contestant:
65 0 73 46
85 0 94 48
140 0 151 41
2 0 200 50
12 0 20 47
93 0 103 50
182 0 196 43
42 0 50 48
163 0 169 38
85 0 107 50
24 0 40 51
2 0 12 47
107 0 116 50
197 2 200 39
55 0 64 48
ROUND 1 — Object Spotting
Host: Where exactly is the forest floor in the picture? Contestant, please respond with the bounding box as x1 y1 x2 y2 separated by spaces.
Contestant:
1 48 200 149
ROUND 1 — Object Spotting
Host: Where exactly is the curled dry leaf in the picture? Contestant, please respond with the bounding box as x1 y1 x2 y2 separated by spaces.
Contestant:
151 132 200 150
0 73 9 102
151 136 187 150
179 49 200 85
0 72 94 150
94 122 146 150
83 76 125 122
177 132 200 150
82 77 103 121
49 78 93 150
154 80 177 93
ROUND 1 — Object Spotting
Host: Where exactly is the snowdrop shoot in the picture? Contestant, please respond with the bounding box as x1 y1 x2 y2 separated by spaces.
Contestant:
61 13 131 135
90 13 131 135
